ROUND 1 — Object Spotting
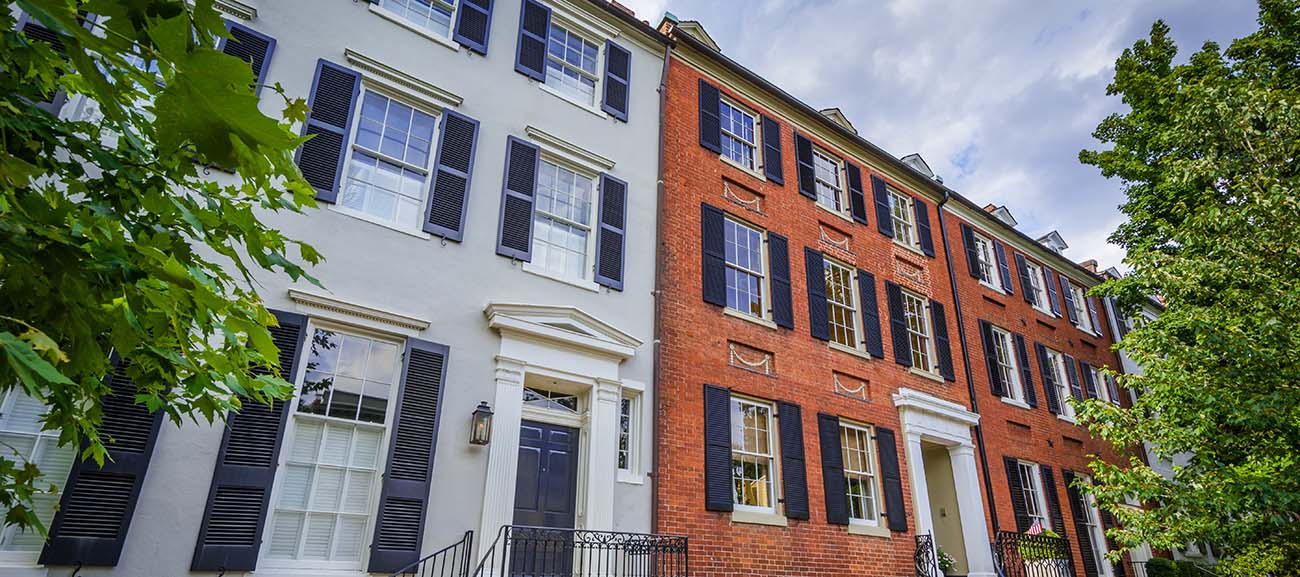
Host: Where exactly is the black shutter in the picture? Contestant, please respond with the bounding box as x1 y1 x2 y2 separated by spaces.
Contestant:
595 174 628 290
1060 274 1079 325
885 281 911 366
1014 334 1037 407
191 310 306 572
703 385 733 512
875 427 907 532
931 300 955 381
1086 297 1103 335
1041 465 1068 539
804 248 829 341
794 131 816 200
697 79 721 153
769 232 794 329
700 204 727 307
17 11 78 114
914 198 935 257
221 22 276 95
1064 355 1084 401
1015 253 1036 305
369 338 450 573
1004 457 1030 532
496 136 539 260
601 41 631 121
1108 298 1131 341
961 223 981 278
514 0 550 80
452 0 493 54
993 240 1014 294
871 175 894 238
1037 343 1062 415
816 414 849 525
41 359 165 566
423 110 480 240
296 59 360 202
1045 267 1063 316
846 162 868 225
1063 470 1100 577
1101 510 1126 577
1106 375 1122 407
777 402 809 520
979 320 1004 397
761 115 784 184
858 270 884 358
1080 362 1098 399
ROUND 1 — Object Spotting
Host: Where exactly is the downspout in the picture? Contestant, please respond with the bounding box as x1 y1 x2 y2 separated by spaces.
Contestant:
650 39 673 534
936 190 1000 536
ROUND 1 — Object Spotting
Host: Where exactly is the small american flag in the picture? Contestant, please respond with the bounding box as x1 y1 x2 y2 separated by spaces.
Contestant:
1027 519 1043 536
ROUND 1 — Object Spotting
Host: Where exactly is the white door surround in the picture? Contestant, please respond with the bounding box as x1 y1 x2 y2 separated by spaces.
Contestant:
478 303 642 559
893 388 997 577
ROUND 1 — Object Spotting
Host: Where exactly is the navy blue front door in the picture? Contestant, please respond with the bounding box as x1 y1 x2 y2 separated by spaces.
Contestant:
512 420 580 528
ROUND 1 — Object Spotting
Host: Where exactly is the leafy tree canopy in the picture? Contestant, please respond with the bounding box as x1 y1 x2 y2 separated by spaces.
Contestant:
1077 1 1300 574
0 0 319 532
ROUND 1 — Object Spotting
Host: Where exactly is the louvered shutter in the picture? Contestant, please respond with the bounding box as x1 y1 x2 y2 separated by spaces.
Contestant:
885 281 911 366
700 204 727 307
1080 362 1098 399
816 414 848 525
777 402 808 520
858 270 884 358
453 0 493 54
914 198 936 257
41 359 165 566
697 79 721 153
1037 343 1062 415
1041 465 1068 539
601 41 631 121
496 136 539 260
514 0 550 80
769 233 794 329
594 174 628 290
1014 334 1037 407
1101 510 1127 577
220 22 276 95
1106 375 1122 407
993 240 1013 294
368 338 450 573
960 224 980 278
1086 297 1103 336
979 320 1004 397
702 385 733 512
16 11 73 114
794 131 816 200
875 427 907 532
296 60 360 202
423 110 480 240
191 310 306 572
1004 457 1030 532
871 175 894 238
931 300 954 381
1107 298 1130 340
1063 470 1099 577
804 248 830 341
846 162 868 224
1015 253 1036 305
1044 267 1063 316
1060 274 1079 325
761 115 784 184
1064 355 1084 401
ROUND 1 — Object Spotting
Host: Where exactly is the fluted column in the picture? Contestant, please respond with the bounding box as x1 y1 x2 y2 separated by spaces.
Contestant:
478 356 526 559
949 443 996 577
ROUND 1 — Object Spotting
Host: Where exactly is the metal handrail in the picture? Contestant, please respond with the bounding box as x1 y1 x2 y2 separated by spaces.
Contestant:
390 530 475 577
472 525 690 577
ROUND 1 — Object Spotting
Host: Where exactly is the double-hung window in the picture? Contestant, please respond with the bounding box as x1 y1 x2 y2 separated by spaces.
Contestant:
1017 461 1051 530
545 22 600 106
1069 283 1093 333
1025 260 1051 313
824 258 859 349
617 396 636 473
1044 347 1074 419
889 190 917 248
902 290 935 372
1078 474 1112 575
265 326 402 569
342 91 437 231
991 326 1024 402
724 217 767 318
730 397 777 513
973 233 1000 290
840 423 880 526
812 148 844 213
532 159 597 282
719 99 758 171
379 0 456 39
0 391 76 557
1088 365 1109 403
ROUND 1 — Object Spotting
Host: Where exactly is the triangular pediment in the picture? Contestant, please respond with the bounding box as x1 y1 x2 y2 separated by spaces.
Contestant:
484 302 642 358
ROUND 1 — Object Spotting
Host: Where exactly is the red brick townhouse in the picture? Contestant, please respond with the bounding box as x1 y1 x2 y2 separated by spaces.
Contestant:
942 200 1136 577
654 17 999 577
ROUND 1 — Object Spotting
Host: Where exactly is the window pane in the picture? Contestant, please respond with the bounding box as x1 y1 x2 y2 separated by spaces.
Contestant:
825 259 858 348
813 150 842 211
544 24 599 105
381 0 453 37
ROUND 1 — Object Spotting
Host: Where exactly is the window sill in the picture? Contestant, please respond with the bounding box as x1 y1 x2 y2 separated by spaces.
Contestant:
1033 305 1057 318
909 366 945 383
979 279 1006 295
719 154 766 182
815 202 855 225
521 262 601 292
1000 396 1032 410
0 561 46 577
538 83 608 120
329 205 433 240
723 307 778 330
893 237 927 257
731 509 788 527
617 470 645 485
368 4 462 53
847 522 891 538
251 568 373 577
829 341 873 361
1057 414 1077 425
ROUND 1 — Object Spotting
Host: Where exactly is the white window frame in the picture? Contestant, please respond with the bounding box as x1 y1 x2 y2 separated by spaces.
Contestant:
1078 474 1113 577
259 320 403 572
990 325 1023 403
369 0 460 48
0 390 76 565
539 15 606 113
723 216 770 320
617 393 638 475
1069 282 1094 333
730 397 780 515
840 422 882 527
1045 347 1075 419
523 154 601 288
901 289 936 374
812 147 846 215
973 232 1002 291
888 189 917 249
1025 260 1052 315
1089 365 1110 403
1018 461 1051 531
718 96 760 173
824 256 861 352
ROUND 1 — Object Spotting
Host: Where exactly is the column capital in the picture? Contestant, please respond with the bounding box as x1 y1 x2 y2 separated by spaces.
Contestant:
594 378 623 402
947 444 976 459
494 356 526 385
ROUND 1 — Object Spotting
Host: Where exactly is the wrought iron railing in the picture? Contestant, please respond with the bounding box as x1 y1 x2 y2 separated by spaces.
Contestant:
1127 561 1147 577
992 531 1075 577
472 526 689 577
392 531 476 577
915 533 941 577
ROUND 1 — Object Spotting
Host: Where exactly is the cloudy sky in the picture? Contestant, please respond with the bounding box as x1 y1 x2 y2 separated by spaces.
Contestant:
620 0 1259 270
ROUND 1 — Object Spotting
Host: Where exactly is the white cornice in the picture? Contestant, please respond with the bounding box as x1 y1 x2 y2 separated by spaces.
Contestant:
547 0 621 40
525 126 616 173
344 48 463 111
943 201 1101 288
484 302 641 359
288 289 430 333
212 0 256 20
893 387 981 427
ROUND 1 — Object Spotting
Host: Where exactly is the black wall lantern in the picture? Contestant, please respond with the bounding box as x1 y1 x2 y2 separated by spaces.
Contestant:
470 401 493 445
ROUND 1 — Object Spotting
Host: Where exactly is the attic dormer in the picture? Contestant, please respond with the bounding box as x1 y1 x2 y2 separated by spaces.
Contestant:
659 13 721 52
1037 230 1069 254
900 153 943 183
982 203 1018 227
819 107 857 135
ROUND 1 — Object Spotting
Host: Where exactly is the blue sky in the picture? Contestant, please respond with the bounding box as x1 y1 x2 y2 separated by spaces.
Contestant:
620 0 1260 270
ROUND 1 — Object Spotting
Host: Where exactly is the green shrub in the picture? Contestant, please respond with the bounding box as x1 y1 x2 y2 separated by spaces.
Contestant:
1146 558 1178 577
